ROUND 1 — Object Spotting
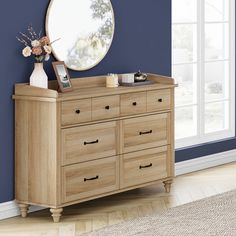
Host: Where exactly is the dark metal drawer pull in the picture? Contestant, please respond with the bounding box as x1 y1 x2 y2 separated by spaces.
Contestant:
84 139 99 145
139 130 153 135
139 163 153 169
158 98 163 102
132 102 137 106
105 105 110 110
75 109 81 114
84 175 99 182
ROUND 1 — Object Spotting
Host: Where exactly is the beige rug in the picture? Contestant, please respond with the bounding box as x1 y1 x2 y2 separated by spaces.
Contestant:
82 190 236 236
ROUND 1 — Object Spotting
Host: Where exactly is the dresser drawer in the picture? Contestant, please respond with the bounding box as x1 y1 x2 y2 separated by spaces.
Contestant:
62 121 119 165
122 113 170 153
62 156 119 203
61 99 91 126
92 95 120 120
120 92 146 116
147 89 171 112
120 147 168 188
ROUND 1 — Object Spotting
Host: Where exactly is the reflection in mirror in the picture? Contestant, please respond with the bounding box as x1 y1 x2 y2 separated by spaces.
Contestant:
46 0 115 71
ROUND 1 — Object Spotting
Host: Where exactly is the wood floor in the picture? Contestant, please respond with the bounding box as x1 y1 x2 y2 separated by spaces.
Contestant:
0 162 236 236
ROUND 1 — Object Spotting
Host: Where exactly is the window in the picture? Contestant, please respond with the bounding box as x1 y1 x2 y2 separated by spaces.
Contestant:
172 0 235 148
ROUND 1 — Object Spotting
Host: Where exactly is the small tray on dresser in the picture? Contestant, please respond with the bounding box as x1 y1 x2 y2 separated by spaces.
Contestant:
120 80 155 87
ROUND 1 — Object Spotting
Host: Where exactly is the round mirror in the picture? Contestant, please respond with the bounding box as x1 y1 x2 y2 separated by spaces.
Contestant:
46 0 115 71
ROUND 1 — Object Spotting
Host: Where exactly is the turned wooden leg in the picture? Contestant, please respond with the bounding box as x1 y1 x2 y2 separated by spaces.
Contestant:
163 180 173 193
18 203 29 218
50 208 63 223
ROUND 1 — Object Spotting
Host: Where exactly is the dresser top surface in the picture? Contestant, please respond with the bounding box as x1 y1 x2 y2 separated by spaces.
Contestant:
13 73 177 101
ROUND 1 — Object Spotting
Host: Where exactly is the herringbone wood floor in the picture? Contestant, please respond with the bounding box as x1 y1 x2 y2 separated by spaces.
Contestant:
0 162 236 236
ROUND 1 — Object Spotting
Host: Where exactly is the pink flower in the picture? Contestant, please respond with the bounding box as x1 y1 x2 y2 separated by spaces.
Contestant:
39 36 50 45
32 47 42 56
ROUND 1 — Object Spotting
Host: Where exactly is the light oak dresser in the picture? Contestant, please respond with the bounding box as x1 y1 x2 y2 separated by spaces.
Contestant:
13 73 176 222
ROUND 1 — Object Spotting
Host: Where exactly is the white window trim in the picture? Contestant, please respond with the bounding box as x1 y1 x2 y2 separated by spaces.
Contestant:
172 0 235 149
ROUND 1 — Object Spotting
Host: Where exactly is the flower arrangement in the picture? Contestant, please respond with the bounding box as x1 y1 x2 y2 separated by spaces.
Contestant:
17 25 54 63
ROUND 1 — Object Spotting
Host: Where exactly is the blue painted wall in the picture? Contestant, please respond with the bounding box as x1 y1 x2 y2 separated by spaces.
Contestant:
0 0 171 203
0 0 235 204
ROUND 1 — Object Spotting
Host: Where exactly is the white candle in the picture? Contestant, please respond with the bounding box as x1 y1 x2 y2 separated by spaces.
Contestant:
106 74 119 88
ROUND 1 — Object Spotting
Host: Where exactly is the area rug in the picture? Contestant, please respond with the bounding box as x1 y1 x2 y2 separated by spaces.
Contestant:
82 190 236 236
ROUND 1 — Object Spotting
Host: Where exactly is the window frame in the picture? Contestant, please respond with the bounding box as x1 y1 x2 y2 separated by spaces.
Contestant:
172 0 235 149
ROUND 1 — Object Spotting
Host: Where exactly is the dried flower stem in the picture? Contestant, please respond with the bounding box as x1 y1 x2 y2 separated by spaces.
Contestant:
49 38 61 45
27 27 35 40
38 29 42 38
19 32 32 43
16 37 28 46
28 25 37 39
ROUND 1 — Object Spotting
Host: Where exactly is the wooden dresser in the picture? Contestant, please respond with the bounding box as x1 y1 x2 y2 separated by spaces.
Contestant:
13 73 176 222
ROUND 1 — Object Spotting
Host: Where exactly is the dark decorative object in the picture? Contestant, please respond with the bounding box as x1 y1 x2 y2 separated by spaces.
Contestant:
134 70 148 82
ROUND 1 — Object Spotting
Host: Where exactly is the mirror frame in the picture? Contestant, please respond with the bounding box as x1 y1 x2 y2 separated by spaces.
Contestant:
45 0 115 71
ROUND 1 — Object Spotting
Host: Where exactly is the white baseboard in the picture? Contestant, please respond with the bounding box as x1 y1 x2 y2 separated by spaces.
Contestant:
1 148 236 221
175 149 236 176
0 201 20 220
0 201 44 221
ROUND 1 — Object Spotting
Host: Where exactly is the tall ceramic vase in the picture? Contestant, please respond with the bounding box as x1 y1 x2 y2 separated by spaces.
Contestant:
30 63 48 89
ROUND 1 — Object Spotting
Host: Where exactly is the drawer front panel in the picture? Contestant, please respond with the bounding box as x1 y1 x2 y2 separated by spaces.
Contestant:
121 147 168 188
120 92 146 116
92 95 120 120
62 156 119 203
147 89 171 112
61 99 91 126
62 122 118 165
122 113 170 153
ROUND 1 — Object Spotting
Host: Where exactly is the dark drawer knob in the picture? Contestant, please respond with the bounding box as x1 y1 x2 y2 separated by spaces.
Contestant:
84 175 99 182
158 98 163 103
139 163 153 169
132 102 137 106
139 130 153 135
105 105 110 110
75 109 81 114
84 139 99 145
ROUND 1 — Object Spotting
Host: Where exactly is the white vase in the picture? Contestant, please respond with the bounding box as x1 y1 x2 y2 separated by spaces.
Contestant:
30 63 48 89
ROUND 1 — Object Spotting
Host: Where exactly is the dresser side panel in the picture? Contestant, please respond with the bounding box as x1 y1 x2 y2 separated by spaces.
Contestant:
168 88 175 177
15 99 59 206
15 100 29 202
